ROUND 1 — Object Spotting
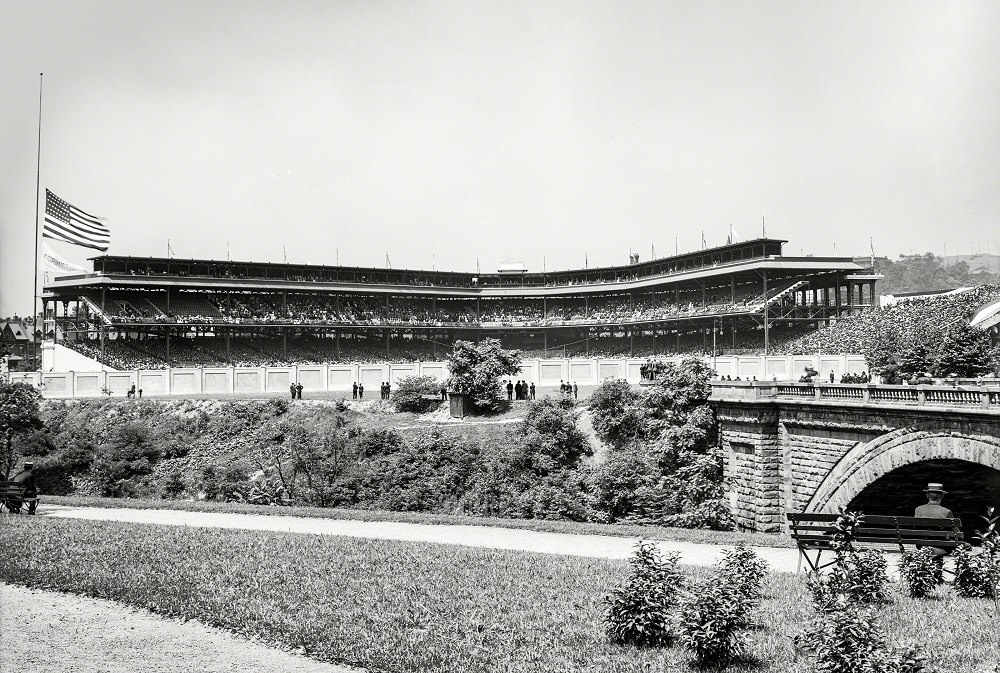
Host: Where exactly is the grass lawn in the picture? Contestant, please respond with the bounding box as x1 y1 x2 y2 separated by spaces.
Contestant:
44 494 797 548
2 517 998 672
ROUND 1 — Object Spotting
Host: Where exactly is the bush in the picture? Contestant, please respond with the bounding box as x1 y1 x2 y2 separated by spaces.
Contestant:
718 543 768 625
952 546 1000 599
391 375 442 413
587 379 645 449
160 469 186 499
809 547 891 608
898 548 944 598
808 512 891 607
677 578 750 666
604 541 683 647
587 447 657 522
952 508 1000 599
796 597 929 673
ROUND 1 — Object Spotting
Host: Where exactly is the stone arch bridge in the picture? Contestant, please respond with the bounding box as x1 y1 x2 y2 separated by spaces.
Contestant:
711 382 1000 533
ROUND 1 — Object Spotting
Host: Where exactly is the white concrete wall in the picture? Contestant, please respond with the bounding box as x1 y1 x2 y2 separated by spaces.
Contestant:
9 353 869 398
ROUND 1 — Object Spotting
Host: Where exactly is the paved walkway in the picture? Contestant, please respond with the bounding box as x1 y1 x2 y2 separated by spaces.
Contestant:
45 505 805 573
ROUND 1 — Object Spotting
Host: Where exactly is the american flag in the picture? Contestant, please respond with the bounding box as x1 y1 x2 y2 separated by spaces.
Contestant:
43 189 110 251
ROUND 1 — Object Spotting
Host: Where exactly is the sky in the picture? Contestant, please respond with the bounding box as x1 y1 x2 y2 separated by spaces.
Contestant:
2 0 999 317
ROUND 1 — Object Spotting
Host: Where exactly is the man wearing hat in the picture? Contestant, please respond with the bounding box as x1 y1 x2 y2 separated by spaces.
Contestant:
11 461 38 515
915 483 953 519
915 482 953 557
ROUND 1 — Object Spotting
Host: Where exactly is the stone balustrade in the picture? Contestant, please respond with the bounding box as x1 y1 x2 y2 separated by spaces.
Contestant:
711 380 1000 410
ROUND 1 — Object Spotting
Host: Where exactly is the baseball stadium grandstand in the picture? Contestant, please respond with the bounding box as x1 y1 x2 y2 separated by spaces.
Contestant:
40 238 878 369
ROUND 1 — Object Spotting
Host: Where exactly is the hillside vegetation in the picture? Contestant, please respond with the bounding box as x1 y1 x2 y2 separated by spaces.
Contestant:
15 358 730 530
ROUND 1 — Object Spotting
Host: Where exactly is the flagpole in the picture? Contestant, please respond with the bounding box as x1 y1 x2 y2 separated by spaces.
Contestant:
32 72 43 371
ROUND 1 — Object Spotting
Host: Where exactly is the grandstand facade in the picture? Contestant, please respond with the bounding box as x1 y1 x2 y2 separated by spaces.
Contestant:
41 239 876 369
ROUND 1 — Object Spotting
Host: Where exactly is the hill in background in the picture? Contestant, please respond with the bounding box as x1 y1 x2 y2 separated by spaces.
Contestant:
866 252 1000 297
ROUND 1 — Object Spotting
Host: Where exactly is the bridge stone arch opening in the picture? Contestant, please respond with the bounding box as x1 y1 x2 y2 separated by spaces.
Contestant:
846 459 1000 536
714 389 1000 533
808 431 1000 520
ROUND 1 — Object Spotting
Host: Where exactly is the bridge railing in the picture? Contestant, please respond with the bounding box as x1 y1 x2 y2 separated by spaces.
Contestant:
711 380 1000 409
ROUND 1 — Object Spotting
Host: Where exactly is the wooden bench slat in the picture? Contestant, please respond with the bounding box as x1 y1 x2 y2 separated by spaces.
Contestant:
786 512 964 566
787 513 961 528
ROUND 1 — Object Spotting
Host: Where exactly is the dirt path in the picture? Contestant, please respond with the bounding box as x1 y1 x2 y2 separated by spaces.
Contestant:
44 504 804 573
0 583 359 673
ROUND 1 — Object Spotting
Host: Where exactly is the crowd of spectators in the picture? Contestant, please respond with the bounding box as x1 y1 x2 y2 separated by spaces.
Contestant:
83 286 792 328
772 285 1000 356
64 335 446 370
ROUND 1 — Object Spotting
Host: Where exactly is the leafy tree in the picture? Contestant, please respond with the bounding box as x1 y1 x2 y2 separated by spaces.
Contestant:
445 338 522 412
0 382 44 479
931 324 998 378
896 342 934 379
391 375 443 413
587 357 733 529
464 397 593 520
587 379 646 450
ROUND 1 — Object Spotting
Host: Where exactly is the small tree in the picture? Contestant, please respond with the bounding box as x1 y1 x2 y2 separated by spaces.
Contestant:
0 381 44 479
931 324 997 378
445 339 521 413
587 379 646 450
896 342 934 380
391 375 442 413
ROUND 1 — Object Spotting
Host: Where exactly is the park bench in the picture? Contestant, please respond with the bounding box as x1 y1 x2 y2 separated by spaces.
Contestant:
0 480 38 514
786 512 963 573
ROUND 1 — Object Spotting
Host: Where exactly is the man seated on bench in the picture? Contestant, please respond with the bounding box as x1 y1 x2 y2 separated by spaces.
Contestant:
11 461 38 514
914 482 953 557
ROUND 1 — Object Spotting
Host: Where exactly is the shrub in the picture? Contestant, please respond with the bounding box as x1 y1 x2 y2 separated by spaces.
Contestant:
952 546 1000 599
676 578 750 666
718 543 768 623
809 548 891 608
898 548 944 598
391 375 442 413
953 508 1000 599
796 596 929 673
587 446 657 522
604 541 683 647
160 469 186 499
587 379 645 449
808 512 891 607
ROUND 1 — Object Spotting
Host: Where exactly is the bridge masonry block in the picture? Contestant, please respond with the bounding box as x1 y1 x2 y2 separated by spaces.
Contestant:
718 405 783 533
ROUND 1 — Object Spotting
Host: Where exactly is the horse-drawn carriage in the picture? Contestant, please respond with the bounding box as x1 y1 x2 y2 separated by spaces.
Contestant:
0 480 38 514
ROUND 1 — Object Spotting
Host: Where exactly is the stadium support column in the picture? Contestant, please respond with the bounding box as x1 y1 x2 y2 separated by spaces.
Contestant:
835 272 842 318
731 275 736 304
225 329 230 363
100 287 106 361
763 270 769 356
283 328 287 359
385 329 390 358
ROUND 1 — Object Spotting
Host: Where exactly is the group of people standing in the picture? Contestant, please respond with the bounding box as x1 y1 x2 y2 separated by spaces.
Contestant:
380 382 392 400
351 382 365 399
505 380 535 401
289 382 304 399
559 381 579 399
